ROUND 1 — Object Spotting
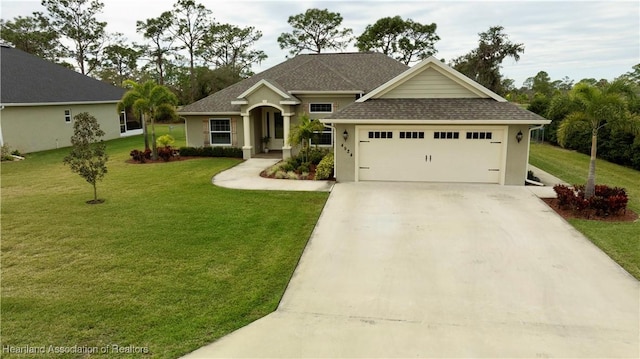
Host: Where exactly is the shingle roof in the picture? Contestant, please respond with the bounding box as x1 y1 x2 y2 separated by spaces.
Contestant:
0 45 125 104
325 98 549 123
179 52 409 113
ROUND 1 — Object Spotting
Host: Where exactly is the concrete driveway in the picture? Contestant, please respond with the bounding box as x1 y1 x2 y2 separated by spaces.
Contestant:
184 182 639 358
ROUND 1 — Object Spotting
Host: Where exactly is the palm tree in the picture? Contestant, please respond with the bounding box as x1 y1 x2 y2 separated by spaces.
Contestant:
118 80 178 160
550 79 639 198
288 114 326 163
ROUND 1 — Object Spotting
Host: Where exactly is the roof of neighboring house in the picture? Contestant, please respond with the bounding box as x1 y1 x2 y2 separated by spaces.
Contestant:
324 98 550 124
179 52 410 114
0 45 125 105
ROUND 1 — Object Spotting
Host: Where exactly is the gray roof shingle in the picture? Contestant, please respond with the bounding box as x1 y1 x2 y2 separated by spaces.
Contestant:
0 45 125 104
179 52 409 113
325 98 549 122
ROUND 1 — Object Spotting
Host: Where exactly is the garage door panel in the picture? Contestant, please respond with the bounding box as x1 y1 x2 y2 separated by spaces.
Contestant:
358 128 504 183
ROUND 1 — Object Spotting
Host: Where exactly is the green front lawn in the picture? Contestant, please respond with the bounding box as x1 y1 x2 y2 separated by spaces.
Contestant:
1 124 329 358
530 143 640 280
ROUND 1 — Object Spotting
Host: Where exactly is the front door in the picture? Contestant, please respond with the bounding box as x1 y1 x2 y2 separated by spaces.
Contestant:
265 110 284 149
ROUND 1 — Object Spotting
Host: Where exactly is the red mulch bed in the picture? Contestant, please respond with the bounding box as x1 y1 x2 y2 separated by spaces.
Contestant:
542 198 638 222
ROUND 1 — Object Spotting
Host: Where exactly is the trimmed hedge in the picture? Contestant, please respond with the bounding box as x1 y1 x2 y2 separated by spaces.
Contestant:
178 146 243 158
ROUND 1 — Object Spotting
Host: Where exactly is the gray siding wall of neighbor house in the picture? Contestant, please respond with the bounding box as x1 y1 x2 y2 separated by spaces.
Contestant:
2 103 120 153
504 124 531 185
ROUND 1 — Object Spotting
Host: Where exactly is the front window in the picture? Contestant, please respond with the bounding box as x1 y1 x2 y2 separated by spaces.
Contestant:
210 119 231 145
309 103 333 113
311 126 333 146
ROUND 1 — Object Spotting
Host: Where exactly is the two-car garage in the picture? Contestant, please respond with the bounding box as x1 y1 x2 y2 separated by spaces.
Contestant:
356 126 507 184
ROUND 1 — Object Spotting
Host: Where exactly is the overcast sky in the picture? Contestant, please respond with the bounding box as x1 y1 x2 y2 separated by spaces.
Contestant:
1 0 638 87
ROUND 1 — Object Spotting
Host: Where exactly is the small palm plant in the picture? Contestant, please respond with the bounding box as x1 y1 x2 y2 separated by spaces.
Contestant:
288 114 326 163
118 80 178 160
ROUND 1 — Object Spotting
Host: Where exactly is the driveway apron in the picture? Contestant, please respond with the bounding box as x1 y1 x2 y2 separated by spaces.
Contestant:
183 182 639 358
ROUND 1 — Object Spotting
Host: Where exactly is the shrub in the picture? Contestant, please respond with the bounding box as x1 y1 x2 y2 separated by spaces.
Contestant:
130 149 151 163
298 162 311 174
177 146 243 158
286 171 299 180
156 134 175 147
308 148 329 165
315 152 334 180
1 144 14 161
553 184 628 217
274 170 287 179
157 146 174 161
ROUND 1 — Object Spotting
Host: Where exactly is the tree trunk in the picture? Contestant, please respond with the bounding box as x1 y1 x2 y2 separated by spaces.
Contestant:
93 181 98 202
585 129 598 198
151 117 158 160
142 113 150 150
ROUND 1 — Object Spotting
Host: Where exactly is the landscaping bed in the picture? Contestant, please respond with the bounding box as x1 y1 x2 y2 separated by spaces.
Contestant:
542 198 638 222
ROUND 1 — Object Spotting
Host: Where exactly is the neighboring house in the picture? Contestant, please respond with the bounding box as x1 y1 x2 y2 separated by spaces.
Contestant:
0 45 141 154
180 52 550 185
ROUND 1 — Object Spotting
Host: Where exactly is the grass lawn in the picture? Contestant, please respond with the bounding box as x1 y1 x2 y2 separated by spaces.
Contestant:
530 143 640 280
1 124 329 358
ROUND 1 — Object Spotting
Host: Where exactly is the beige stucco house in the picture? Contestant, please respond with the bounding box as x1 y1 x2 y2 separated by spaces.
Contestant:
179 52 549 185
0 45 141 154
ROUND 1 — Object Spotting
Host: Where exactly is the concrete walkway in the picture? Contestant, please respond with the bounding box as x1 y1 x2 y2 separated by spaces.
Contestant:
212 158 334 192
184 181 639 358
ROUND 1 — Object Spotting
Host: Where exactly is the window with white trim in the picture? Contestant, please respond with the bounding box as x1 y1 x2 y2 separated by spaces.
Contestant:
64 109 72 123
311 126 333 146
309 103 333 113
209 119 231 145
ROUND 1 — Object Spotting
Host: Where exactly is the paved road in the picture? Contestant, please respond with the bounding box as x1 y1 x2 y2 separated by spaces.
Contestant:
184 182 639 358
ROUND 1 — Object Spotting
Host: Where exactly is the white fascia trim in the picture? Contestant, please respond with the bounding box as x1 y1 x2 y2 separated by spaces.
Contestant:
357 56 506 103
321 119 551 125
178 111 241 116
288 90 364 95
230 100 248 105
236 79 291 100
2 100 119 107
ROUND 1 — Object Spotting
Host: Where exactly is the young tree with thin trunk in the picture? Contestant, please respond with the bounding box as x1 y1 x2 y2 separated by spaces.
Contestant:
551 79 639 198
63 112 108 204
118 80 178 160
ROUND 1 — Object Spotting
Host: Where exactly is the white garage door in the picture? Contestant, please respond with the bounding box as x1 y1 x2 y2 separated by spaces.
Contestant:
358 127 506 183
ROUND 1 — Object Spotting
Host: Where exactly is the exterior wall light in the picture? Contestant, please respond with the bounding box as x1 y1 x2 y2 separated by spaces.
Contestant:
516 130 523 143
343 129 349 141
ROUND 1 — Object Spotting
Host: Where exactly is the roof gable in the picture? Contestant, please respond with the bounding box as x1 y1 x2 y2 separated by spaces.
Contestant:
232 79 300 106
179 52 409 114
359 56 505 103
0 45 125 105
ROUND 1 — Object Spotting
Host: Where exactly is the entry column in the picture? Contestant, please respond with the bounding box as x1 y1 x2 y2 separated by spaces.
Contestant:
282 113 292 159
242 113 252 159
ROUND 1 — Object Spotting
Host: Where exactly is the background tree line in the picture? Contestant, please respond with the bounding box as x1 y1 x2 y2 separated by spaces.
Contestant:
2 1 638 172
1 2 524 104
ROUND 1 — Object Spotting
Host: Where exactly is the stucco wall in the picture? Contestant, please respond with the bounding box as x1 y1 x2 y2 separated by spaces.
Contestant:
504 124 530 185
184 115 242 148
334 124 356 182
1 103 120 153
